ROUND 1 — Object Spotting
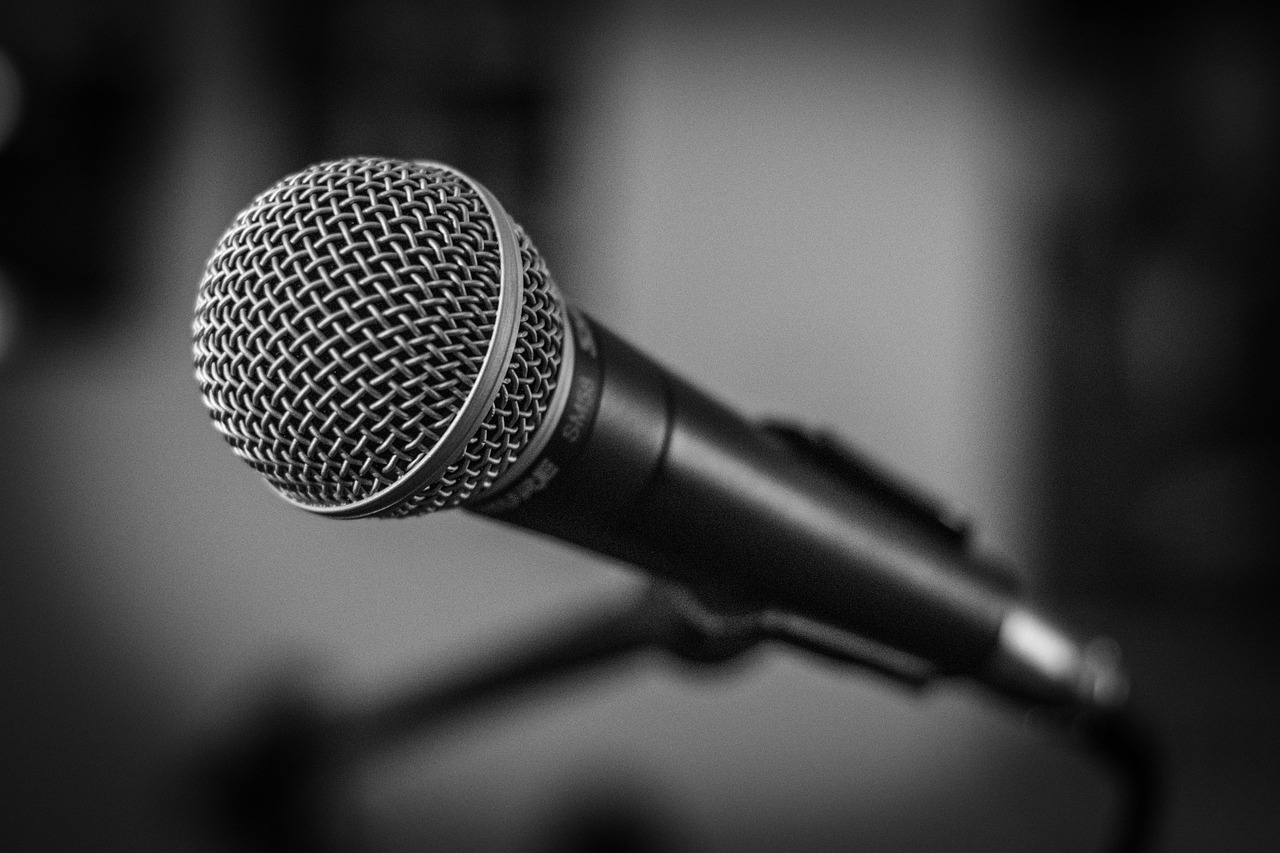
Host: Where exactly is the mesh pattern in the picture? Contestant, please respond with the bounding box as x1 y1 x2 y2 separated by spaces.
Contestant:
194 157 565 513
389 225 564 516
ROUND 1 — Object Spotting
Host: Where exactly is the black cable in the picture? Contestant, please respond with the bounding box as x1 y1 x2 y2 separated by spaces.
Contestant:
1031 705 1162 853
1077 708 1162 853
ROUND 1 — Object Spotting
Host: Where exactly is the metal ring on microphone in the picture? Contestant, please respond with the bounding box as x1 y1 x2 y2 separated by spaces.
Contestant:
290 164 524 518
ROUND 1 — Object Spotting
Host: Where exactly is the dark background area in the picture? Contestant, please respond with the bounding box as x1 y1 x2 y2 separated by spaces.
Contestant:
1 1 1276 850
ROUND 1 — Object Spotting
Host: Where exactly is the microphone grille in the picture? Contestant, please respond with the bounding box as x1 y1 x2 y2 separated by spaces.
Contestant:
193 157 566 516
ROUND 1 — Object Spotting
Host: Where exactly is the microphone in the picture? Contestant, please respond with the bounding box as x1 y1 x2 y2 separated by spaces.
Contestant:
194 156 1126 711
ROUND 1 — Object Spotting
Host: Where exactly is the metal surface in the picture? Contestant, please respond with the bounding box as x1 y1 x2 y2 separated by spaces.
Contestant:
193 157 566 516
979 607 1130 710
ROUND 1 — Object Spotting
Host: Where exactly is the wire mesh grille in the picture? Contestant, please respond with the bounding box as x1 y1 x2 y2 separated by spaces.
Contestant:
389 224 564 516
193 157 565 513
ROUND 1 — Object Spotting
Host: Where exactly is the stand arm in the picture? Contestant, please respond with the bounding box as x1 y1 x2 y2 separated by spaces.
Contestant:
202 581 1158 853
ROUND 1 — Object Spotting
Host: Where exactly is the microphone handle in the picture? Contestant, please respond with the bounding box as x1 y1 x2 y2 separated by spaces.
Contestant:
476 311 1118 707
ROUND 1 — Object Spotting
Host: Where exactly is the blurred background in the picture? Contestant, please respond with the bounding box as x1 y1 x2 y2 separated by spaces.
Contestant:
1 0 1276 850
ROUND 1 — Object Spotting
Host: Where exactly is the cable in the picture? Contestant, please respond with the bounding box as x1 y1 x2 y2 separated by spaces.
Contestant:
1078 708 1162 853
1028 705 1162 853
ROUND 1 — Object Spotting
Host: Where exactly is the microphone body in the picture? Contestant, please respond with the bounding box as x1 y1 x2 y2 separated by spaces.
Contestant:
477 311 1007 676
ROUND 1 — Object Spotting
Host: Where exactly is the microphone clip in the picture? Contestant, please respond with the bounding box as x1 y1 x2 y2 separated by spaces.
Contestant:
647 583 935 691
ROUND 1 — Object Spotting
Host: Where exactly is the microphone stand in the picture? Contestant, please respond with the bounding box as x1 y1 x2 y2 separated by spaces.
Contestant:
201 580 1157 853
205 407 1157 853
200 581 915 851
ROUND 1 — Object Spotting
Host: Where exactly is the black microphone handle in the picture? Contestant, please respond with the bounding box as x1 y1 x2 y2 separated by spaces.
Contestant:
474 311 1122 708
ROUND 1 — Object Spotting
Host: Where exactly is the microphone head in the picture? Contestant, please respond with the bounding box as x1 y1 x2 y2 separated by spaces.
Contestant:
193 157 568 517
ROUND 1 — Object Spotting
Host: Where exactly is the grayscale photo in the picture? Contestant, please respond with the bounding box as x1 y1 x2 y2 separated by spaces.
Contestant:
1 1 1276 850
